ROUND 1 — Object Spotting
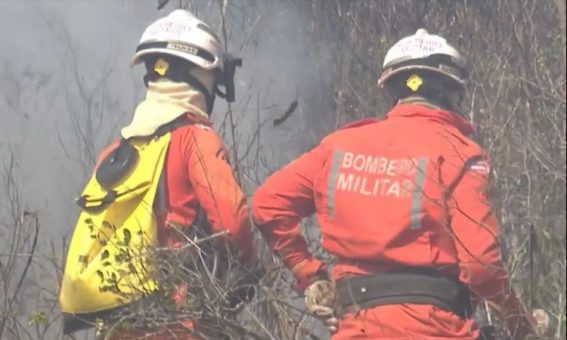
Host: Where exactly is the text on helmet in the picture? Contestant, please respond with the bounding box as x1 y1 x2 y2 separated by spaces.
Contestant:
398 36 445 56
166 42 198 55
144 20 192 41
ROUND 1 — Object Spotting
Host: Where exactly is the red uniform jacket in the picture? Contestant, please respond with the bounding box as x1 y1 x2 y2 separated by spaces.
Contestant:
97 114 256 263
97 114 255 339
252 103 511 338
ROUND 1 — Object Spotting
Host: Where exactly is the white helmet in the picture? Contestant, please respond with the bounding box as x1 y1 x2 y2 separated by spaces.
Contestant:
131 9 223 71
378 29 467 88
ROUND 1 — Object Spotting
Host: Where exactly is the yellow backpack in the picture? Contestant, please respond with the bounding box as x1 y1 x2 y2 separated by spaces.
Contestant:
59 122 183 316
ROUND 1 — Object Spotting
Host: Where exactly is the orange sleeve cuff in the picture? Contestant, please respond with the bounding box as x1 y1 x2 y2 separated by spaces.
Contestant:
471 278 512 302
290 258 327 291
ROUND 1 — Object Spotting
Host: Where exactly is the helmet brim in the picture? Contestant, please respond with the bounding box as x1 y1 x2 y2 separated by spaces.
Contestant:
130 48 222 71
378 65 466 88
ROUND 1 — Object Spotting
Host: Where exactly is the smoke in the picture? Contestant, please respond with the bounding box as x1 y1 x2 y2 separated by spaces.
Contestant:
0 0 319 239
0 0 332 337
0 2 152 237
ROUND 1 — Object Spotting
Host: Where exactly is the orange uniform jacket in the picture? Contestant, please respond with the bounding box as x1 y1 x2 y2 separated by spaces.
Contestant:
159 116 255 262
252 103 510 339
96 114 255 339
97 114 255 260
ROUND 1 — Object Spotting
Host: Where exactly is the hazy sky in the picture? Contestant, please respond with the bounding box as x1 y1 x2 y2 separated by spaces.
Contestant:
0 0 317 241
0 3 322 336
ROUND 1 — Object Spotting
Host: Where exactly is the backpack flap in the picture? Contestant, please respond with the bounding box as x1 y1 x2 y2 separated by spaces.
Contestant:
60 134 171 314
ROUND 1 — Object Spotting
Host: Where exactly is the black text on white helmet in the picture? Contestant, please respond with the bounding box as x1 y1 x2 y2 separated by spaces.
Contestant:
378 28 467 88
131 9 223 71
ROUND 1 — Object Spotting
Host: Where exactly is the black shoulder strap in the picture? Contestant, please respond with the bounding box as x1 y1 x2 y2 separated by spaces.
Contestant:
153 115 195 139
153 116 195 219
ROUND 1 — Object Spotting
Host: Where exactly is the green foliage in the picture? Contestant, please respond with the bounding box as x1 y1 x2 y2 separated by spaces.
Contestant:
27 313 47 327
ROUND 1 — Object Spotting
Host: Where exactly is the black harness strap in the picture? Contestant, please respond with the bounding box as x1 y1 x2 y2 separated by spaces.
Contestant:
152 116 197 219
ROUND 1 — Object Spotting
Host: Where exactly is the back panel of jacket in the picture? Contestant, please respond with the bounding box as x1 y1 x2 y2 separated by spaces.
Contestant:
314 104 478 279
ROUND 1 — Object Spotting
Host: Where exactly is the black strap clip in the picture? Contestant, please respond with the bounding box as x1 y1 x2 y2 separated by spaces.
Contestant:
216 53 242 103
76 190 117 213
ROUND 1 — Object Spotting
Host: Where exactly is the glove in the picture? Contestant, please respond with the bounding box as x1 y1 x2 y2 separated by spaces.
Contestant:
505 307 550 340
304 280 339 333
531 309 551 338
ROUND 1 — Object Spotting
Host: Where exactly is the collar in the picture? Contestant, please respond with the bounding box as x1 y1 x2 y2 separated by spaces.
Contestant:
387 101 475 136
183 112 213 126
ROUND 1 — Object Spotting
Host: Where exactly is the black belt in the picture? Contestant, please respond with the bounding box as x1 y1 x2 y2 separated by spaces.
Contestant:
336 268 474 319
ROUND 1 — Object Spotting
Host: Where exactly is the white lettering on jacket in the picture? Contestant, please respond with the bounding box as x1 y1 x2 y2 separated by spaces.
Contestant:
334 152 424 199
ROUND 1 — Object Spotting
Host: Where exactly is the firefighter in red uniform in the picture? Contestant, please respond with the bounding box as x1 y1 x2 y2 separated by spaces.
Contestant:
61 10 257 340
252 29 541 339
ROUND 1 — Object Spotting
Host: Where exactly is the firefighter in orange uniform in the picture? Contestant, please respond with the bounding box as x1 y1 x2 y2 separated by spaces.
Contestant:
61 10 256 340
252 29 540 339
109 10 256 339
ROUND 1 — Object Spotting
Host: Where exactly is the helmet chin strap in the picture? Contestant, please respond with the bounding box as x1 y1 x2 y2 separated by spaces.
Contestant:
214 53 242 103
444 90 467 117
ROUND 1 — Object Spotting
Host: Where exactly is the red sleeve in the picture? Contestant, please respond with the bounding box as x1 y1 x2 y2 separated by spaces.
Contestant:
252 143 328 290
445 153 535 335
444 152 511 298
185 125 256 264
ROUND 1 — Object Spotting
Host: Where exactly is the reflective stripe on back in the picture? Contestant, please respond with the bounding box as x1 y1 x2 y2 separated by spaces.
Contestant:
326 149 344 218
410 157 428 229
